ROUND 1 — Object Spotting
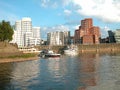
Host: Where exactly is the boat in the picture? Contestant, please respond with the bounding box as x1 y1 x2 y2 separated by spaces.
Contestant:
64 45 78 55
39 49 61 58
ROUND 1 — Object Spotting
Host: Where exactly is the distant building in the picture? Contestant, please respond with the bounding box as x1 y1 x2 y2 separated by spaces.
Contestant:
21 18 32 46
114 29 120 43
14 20 22 46
32 27 40 38
47 31 70 45
100 37 109 43
24 32 33 46
108 30 116 43
74 18 100 44
12 17 41 47
32 27 41 45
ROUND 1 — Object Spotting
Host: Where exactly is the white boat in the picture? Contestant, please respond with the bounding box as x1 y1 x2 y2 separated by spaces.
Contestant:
64 45 78 55
39 49 61 58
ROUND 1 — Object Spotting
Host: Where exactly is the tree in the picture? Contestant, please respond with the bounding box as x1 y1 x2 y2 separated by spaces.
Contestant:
0 20 14 42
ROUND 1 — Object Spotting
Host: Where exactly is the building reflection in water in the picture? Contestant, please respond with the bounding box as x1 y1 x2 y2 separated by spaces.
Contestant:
11 60 40 90
78 53 100 90
47 57 68 80
0 63 13 90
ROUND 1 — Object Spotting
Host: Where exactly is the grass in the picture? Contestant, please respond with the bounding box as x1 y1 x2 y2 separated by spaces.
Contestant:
0 53 37 59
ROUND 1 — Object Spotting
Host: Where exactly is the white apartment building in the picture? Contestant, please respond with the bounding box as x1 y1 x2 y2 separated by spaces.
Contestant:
12 17 41 47
21 18 32 46
29 38 41 46
32 27 41 45
11 30 17 43
114 29 120 43
24 32 33 46
47 31 70 45
12 20 22 46
32 27 40 38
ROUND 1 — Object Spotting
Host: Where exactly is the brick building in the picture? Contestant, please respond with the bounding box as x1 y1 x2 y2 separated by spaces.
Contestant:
74 18 100 44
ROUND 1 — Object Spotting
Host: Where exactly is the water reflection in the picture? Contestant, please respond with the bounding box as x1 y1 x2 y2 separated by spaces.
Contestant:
0 63 13 90
0 53 120 90
47 58 63 79
78 53 100 90
0 60 40 90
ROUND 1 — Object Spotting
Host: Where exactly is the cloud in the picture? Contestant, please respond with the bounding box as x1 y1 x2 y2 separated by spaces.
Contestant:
42 25 69 32
60 0 72 6
100 26 110 38
71 0 120 23
40 0 50 7
64 9 72 16
39 0 120 23
39 0 72 8
64 20 80 25
41 25 69 39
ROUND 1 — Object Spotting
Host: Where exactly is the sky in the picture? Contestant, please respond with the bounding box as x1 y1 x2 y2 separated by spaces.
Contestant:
0 0 120 39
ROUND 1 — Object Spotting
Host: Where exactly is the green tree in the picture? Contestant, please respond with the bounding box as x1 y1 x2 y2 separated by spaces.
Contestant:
0 20 14 42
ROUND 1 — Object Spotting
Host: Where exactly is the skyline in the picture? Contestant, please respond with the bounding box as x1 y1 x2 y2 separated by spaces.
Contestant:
0 0 120 39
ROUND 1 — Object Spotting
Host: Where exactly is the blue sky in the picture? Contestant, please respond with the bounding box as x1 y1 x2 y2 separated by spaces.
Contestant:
0 0 120 39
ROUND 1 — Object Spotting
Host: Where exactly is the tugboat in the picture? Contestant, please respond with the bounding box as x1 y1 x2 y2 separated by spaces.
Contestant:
39 49 61 58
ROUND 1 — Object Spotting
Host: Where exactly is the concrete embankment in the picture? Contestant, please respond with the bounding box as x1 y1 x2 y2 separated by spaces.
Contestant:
78 43 120 53
36 43 120 54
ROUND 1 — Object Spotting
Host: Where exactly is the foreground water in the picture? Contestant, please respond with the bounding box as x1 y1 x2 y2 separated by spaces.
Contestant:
0 53 120 90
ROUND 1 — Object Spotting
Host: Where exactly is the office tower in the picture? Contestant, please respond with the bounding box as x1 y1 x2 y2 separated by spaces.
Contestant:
108 30 116 43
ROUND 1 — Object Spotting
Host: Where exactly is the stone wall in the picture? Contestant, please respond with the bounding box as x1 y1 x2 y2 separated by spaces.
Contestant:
36 43 120 54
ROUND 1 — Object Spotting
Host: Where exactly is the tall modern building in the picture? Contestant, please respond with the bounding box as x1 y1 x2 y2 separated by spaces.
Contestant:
114 29 120 43
21 18 32 46
108 30 116 43
12 17 41 47
32 27 40 38
47 31 70 45
74 18 100 44
15 20 22 46
31 27 41 46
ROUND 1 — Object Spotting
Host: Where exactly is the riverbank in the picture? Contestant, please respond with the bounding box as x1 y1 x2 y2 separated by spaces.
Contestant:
0 52 40 64
0 56 39 64
0 42 40 64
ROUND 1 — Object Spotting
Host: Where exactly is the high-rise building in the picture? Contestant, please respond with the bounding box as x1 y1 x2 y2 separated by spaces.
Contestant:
108 30 116 43
32 27 40 38
47 31 70 45
81 18 93 35
21 18 32 46
12 17 40 47
32 27 41 45
74 18 100 44
114 29 120 43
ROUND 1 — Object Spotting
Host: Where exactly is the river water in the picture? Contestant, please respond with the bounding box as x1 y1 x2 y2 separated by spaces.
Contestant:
0 53 120 90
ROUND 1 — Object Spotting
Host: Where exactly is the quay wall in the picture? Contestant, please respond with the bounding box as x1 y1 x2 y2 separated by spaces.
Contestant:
36 43 120 54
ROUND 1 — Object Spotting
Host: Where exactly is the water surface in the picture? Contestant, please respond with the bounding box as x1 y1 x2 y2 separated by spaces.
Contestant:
0 53 120 90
